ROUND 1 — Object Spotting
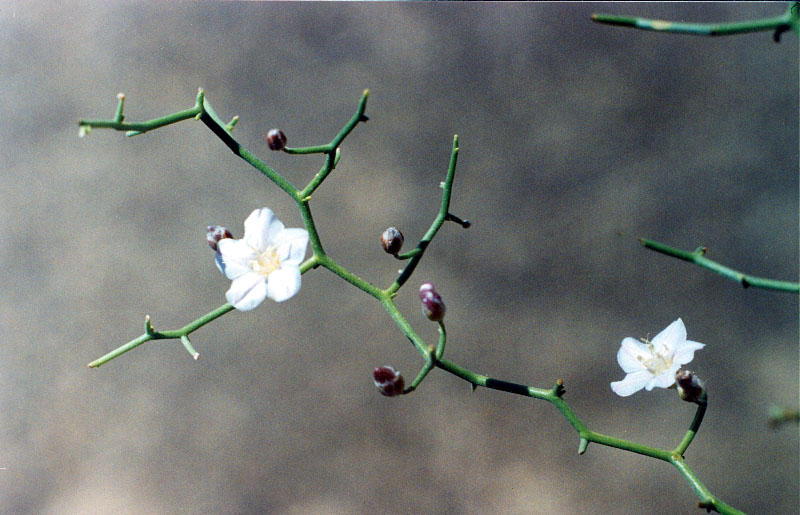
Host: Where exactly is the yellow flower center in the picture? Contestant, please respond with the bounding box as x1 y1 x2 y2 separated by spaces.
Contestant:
249 246 281 276
638 341 673 375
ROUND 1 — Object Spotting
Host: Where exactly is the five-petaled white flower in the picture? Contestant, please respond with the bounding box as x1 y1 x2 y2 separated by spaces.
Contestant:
217 208 309 311
610 318 705 397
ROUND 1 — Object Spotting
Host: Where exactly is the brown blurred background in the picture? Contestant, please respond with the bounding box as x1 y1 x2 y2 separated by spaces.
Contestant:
0 2 797 514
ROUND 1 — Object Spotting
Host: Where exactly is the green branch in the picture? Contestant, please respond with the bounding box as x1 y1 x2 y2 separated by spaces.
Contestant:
640 238 799 294
81 90 749 513
87 303 235 368
592 3 799 41
387 135 468 293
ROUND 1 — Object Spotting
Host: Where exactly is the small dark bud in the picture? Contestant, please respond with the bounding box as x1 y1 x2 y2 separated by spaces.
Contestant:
380 227 404 255
419 282 446 322
675 369 705 404
206 225 233 251
373 366 405 397
266 129 287 150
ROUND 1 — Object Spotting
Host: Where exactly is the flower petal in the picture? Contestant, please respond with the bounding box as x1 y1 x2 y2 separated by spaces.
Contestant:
265 265 302 302
226 273 268 311
616 337 649 374
646 368 678 390
611 370 651 397
274 228 309 265
218 238 258 280
651 318 686 353
214 251 226 275
243 208 284 251
672 339 705 366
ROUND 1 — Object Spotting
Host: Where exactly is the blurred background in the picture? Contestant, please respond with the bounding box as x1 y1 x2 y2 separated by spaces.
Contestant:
1 2 797 513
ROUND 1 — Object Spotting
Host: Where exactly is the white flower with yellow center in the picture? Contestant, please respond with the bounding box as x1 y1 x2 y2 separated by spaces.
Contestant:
217 208 309 311
610 318 705 397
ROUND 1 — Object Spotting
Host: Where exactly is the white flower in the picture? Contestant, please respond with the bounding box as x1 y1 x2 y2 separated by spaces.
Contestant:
610 318 705 397
217 208 309 311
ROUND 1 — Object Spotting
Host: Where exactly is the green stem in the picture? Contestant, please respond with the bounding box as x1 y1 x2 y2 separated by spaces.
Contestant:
297 90 370 198
380 297 429 357
387 135 461 294
591 3 797 39
88 303 235 368
640 238 799 293
672 456 746 515
433 358 742 513
674 395 707 456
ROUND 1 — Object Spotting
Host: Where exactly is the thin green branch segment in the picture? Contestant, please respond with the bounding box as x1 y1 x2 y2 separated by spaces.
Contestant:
387 135 463 293
591 3 798 39
87 303 235 368
640 238 799 293
78 89 205 136
433 360 742 514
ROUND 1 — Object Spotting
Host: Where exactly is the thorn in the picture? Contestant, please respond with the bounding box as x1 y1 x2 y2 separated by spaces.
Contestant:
578 437 589 455
471 383 478 392
552 378 566 397
445 213 471 228
773 25 790 43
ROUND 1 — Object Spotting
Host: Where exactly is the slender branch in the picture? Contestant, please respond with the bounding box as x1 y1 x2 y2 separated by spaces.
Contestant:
297 90 370 198
87 303 235 368
387 135 464 293
674 394 708 456
431 357 741 513
639 238 799 294
591 3 798 41
78 89 205 136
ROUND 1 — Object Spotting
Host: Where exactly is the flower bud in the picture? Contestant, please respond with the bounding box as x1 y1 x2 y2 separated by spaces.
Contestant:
206 225 233 251
675 369 705 404
419 282 446 322
380 227 404 255
265 128 287 150
373 366 405 397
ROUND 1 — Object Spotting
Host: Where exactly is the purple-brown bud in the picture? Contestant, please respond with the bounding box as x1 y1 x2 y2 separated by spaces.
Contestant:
419 282 446 321
266 128 287 150
380 227 404 255
675 369 705 404
206 225 233 251
373 366 405 397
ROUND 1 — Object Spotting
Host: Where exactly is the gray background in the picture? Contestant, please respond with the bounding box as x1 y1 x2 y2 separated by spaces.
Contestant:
1 2 797 514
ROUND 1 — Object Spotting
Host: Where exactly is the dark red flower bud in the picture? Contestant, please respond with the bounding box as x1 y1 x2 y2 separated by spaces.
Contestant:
266 129 287 150
419 282 446 321
373 366 405 397
380 227 404 255
675 369 705 404
206 225 233 251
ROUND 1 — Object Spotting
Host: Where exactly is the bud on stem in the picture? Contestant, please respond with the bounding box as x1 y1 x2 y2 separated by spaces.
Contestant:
380 227 404 255
419 282 446 321
206 225 233 251
675 369 705 404
373 366 405 397
266 129 287 150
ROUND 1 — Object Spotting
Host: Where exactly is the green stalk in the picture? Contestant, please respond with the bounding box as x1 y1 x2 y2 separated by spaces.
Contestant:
592 3 798 40
640 238 799 293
